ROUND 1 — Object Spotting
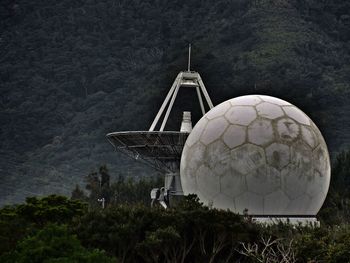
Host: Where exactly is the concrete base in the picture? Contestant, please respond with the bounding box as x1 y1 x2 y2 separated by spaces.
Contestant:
251 216 320 227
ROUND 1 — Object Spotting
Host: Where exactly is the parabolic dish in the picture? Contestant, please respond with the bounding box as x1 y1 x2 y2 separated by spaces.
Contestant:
107 131 188 173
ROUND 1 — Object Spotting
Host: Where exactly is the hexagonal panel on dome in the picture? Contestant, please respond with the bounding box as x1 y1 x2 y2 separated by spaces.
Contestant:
256 102 284 119
220 170 247 198
283 106 310 125
284 194 312 215
196 164 220 200
223 125 246 149
230 96 262 106
248 119 274 146
225 106 257 126
290 141 313 176
313 144 330 176
264 190 290 215
213 193 235 211
206 101 231 120
246 165 281 195
230 144 266 175
316 168 330 196
305 169 328 197
186 117 208 147
181 145 190 173
181 171 198 195
276 117 300 142
205 140 231 176
301 125 318 149
185 142 206 176
200 117 228 145
307 190 327 215
235 192 264 215
281 163 308 200
265 142 290 170
258 95 291 106
213 160 231 177
320 168 330 195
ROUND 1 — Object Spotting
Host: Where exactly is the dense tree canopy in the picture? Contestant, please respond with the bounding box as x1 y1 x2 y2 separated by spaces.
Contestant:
0 188 350 262
2 224 115 263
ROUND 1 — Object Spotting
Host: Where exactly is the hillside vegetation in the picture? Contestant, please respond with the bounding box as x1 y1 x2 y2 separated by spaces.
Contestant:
1 0 350 204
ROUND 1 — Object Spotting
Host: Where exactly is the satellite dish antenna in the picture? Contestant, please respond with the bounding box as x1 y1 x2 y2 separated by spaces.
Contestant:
106 45 214 208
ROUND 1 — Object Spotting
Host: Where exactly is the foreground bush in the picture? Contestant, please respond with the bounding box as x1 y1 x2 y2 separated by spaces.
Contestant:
1 195 350 262
1 224 116 263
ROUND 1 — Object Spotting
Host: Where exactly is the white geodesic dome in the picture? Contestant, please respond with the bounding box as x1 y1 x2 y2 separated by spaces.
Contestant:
180 95 331 216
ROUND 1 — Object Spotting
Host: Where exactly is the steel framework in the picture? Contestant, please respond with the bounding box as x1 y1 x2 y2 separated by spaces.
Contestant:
106 131 188 173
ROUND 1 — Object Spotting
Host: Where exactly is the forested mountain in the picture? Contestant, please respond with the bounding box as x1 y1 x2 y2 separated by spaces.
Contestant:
1 0 350 205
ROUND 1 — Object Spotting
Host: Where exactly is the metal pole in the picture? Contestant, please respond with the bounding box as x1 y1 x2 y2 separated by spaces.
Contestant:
149 74 181 131
188 44 191 71
197 75 214 109
160 79 181 131
196 85 206 115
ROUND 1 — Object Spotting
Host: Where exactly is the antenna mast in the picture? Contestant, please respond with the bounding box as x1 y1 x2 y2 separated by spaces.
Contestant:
187 44 191 71
148 44 214 132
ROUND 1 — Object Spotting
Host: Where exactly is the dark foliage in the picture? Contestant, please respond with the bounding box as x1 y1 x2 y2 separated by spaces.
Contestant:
80 165 163 208
73 202 258 263
1 191 350 262
1 224 116 263
0 195 87 256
